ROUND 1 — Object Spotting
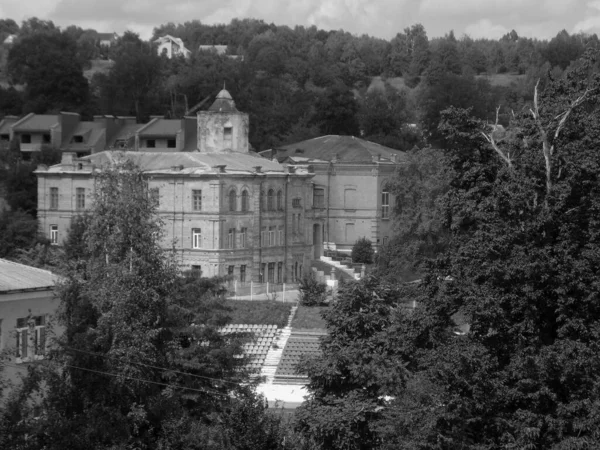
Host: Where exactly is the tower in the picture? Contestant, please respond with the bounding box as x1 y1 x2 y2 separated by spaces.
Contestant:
196 88 249 153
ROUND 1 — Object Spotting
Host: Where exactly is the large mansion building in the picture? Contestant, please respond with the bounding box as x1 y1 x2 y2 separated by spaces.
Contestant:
33 89 405 281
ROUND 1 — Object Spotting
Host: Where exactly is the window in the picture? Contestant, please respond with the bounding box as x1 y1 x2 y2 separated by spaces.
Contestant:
229 190 236 211
313 187 325 208
278 227 284 246
43 134 51 144
0 134 9 141
192 228 202 249
192 190 202 211
241 190 249 211
240 265 247 283
227 228 235 249
167 139 176 148
240 227 247 248
277 262 282 283
149 188 159 207
269 226 276 246
261 227 267 247
381 190 390 219
50 225 58 245
267 189 275 211
345 223 355 243
292 197 301 208
344 188 356 209
76 187 85 210
16 315 47 362
268 262 275 283
224 126 233 147
297 214 302 234
72 135 84 143
191 265 202 277
146 139 156 148
50 187 58 210
277 190 283 210
228 265 234 278
115 139 127 149
260 263 266 283
21 134 31 144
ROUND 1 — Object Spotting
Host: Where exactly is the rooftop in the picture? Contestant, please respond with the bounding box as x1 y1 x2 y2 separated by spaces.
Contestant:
0 259 58 294
62 122 105 150
207 88 239 113
13 114 59 132
276 135 406 164
42 150 292 176
139 119 181 136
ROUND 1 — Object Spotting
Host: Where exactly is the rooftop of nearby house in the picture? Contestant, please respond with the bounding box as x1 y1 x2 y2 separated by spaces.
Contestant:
40 150 303 176
12 114 59 132
155 35 186 47
207 88 239 113
61 122 105 151
106 123 142 148
198 45 228 54
97 32 117 41
0 259 57 294
0 116 19 134
138 119 181 137
273 135 406 164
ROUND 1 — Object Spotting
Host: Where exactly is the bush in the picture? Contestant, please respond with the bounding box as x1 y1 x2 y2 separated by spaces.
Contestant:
298 274 327 306
351 237 374 264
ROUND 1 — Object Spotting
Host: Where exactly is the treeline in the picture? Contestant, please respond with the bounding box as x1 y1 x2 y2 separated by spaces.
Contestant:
1 17 599 151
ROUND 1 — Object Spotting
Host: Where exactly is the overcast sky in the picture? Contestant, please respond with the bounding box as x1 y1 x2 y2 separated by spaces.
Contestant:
1 0 598 41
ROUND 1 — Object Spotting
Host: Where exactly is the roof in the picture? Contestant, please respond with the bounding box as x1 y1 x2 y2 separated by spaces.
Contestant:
97 32 117 41
0 116 19 134
138 119 181 136
0 259 57 293
276 135 406 164
207 88 239 113
62 122 105 150
13 114 59 132
107 124 141 148
198 45 228 55
3 34 16 45
43 150 291 176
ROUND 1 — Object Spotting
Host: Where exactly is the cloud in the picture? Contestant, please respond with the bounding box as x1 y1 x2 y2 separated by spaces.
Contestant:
573 1 600 34
464 19 509 39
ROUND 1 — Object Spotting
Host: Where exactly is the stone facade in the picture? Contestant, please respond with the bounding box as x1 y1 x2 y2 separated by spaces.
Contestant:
36 90 315 283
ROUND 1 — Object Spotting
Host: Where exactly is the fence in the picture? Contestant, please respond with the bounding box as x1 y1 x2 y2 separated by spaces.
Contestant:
226 281 299 302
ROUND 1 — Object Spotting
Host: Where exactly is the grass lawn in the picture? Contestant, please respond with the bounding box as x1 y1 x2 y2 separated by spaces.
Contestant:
292 304 329 330
222 299 292 328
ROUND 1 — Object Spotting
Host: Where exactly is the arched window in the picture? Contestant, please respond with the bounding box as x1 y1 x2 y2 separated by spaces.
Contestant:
267 189 275 211
277 190 283 210
229 189 236 212
241 190 249 212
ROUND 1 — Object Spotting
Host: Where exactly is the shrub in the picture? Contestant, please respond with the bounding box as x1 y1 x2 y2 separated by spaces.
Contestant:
298 274 327 306
351 237 374 264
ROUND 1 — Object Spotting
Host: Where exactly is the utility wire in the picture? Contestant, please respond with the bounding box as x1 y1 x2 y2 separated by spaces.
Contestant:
61 345 246 386
1 359 229 397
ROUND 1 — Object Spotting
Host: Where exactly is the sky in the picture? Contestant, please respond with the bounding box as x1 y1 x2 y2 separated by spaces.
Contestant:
1 0 598 41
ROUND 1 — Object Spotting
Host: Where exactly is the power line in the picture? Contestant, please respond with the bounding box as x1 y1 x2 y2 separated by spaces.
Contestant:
1 359 229 397
62 345 246 387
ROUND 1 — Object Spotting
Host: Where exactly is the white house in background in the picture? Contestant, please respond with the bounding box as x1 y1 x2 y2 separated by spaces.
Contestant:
154 35 191 59
97 32 118 47
2 34 17 46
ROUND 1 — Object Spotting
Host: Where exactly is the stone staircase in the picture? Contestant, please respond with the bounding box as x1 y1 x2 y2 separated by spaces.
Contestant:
260 304 297 383
317 256 361 281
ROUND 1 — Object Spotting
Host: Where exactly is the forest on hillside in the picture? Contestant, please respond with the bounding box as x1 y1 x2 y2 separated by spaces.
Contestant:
1 17 598 151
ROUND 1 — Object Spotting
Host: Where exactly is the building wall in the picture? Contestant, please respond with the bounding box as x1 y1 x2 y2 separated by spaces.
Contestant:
37 168 314 284
309 162 396 252
0 289 61 386
197 112 249 153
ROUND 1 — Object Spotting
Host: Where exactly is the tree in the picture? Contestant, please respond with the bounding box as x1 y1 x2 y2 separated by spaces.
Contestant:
0 158 283 448
351 237 374 264
295 276 410 449
7 29 89 113
298 274 328 307
382 48 600 448
312 83 360 136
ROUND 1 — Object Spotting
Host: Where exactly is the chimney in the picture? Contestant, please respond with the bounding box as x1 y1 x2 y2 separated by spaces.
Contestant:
254 166 262 173
213 164 226 173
